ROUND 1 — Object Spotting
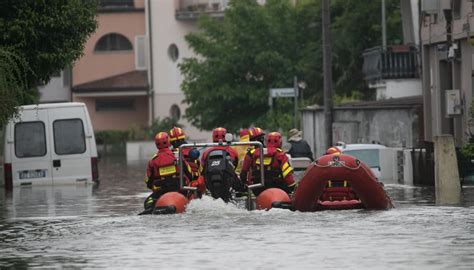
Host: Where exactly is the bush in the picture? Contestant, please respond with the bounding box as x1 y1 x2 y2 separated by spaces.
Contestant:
460 143 474 160
95 130 129 145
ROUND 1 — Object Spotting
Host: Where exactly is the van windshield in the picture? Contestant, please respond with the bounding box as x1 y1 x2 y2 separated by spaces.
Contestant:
343 149 380 168
53 119 86 155
15 121 47 158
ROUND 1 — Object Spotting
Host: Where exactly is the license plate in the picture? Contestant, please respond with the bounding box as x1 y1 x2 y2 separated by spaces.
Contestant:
159 165 176 176
19 169 46 179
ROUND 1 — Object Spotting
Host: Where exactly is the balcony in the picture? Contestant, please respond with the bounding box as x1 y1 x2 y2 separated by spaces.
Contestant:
362 45 419 82
176 0 228 20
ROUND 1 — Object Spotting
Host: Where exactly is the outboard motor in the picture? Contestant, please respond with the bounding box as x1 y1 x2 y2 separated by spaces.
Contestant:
204 150 237 202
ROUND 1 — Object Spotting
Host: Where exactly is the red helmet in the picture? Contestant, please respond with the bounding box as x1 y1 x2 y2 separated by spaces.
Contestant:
212 127 227 142
239 129 249 142
326 147 341 155
249 127 265 141
155 132 170 149
169 127 186 142
266 132 282 148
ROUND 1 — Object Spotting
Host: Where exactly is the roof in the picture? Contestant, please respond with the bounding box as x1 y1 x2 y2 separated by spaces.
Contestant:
20 102 86 110
72 70 148 93
301 95 423 111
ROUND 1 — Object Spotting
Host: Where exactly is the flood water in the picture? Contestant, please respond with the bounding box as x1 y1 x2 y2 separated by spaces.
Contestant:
1 157 474 269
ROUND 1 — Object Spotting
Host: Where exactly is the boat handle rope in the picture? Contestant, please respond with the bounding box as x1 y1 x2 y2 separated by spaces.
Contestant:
314 158 362 171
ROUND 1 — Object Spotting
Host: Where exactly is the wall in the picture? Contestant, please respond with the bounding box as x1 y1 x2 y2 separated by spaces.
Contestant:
301 106 422 158
74 96 149 131
38 72 71 103
73 9 145 85
375 79 422 100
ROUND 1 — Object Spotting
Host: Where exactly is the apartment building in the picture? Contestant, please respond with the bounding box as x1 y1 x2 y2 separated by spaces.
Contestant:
421 0 474 145
72 0 149 131
146 0 230 142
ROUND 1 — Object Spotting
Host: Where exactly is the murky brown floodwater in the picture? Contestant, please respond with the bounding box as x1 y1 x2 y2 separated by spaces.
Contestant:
1 157 473 269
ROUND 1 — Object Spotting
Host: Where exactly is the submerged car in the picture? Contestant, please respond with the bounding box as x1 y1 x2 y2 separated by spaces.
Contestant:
334 142 387 180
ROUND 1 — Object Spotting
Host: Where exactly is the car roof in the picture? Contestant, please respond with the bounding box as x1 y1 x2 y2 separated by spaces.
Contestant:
336 144 387 151
19 102 86 110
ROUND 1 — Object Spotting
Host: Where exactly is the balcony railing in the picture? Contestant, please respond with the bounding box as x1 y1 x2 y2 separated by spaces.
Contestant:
362 45 419 82
176 0 228 20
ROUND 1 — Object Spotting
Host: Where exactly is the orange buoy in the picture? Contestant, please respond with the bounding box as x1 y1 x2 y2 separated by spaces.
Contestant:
255 188 291 210
155 192 189 214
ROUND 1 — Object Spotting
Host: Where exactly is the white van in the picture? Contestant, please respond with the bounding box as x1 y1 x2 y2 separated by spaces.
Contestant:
1 102 98 189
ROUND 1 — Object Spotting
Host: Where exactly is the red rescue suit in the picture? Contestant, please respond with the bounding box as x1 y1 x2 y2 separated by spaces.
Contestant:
172 147 201 180
240 147 296 196
145 148 194 198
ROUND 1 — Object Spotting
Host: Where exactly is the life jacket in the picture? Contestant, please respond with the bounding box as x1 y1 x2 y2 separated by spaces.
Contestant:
173 148 200 180
150 150 181 192
251 148 284 186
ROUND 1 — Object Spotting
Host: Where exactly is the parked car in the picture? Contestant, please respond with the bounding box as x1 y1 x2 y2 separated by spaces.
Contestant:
1 103 98 189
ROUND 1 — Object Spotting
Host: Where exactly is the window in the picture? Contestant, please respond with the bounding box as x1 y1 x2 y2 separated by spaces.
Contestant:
170 104 181 120
343 149 380 168
453 0 461 19
95 33 133 52
96 99 135 111
53 119 86 155
15 122 47 158
168 44 179 62
99 0 134 8
135 36 147 70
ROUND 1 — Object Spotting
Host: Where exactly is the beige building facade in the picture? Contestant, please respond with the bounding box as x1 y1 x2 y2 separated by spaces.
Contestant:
72 0 149 132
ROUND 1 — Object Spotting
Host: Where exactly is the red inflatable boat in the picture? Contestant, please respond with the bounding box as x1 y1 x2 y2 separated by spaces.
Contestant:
293 154 393 211
152 192 190 214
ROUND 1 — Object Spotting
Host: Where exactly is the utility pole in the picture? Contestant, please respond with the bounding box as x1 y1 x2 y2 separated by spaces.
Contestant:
322 0 333 148
382 0 387 48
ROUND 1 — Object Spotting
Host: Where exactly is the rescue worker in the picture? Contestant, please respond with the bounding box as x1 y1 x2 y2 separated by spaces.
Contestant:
200 127 239 167
200 127 244 192
143 132 195 213
238 127 265 186
169 126 205 197
232 129 250 174
240 131 296 196
248 127 265 145
325 146 342 155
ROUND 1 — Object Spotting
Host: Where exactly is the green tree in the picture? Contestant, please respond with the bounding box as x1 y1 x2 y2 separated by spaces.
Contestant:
0 49 29 125
180 0 402 132
0 0 97 125
148 117 183 139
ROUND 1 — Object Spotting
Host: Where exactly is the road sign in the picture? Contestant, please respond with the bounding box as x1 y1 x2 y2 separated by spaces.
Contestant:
270 88 297 98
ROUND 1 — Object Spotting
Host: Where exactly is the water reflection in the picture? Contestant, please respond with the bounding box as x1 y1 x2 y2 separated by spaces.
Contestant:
0 158 473 269
1 185 96 220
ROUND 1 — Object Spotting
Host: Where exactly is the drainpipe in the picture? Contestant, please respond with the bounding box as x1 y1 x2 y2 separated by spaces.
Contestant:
147 0 155 124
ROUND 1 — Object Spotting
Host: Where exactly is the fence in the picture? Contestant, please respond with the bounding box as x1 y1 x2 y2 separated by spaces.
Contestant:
410 142 435 186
